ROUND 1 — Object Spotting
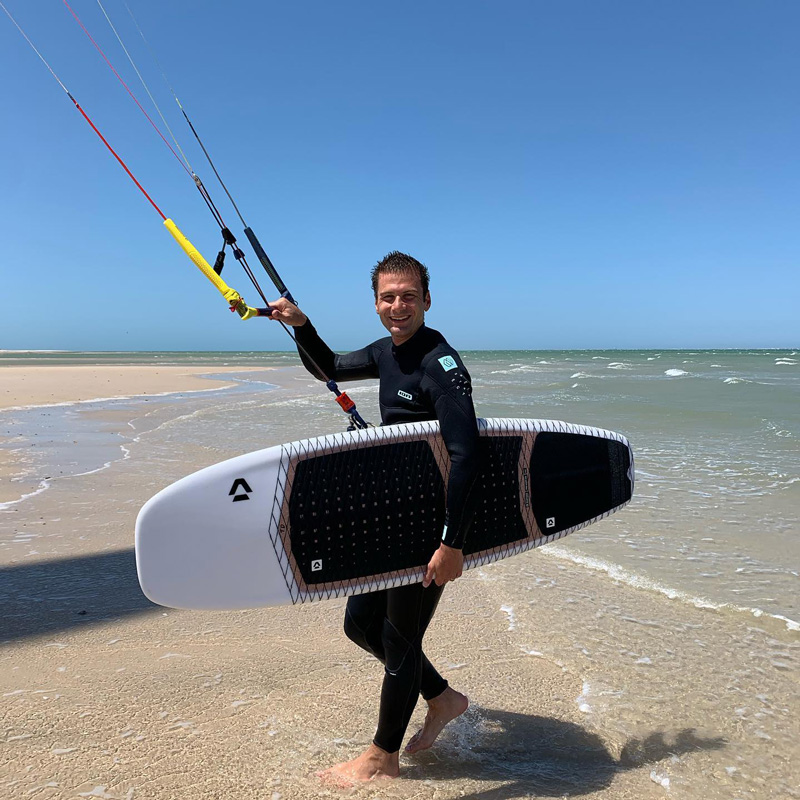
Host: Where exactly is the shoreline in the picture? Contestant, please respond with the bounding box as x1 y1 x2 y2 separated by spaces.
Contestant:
0 365 276 505
0 365 271 412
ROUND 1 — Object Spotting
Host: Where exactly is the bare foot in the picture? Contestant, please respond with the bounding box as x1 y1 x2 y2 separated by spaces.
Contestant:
316 743 400 786
404 687 469 754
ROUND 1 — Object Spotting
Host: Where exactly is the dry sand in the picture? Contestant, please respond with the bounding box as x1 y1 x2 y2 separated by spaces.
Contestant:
0 365 253 412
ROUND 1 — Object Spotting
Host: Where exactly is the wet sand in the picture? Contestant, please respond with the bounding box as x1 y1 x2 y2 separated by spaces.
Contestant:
1 453 674 800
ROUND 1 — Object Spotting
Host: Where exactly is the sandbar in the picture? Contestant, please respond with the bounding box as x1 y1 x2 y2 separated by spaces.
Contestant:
0 364 273 504
0 365 265 411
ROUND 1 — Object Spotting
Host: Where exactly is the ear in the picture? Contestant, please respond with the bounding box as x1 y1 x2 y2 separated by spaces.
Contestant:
424 291 431 311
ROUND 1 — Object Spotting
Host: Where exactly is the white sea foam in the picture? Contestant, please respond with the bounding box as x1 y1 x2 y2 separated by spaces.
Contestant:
78 787 134 800
521 647 544 657
500 605 516 630
664 369 688 377
775 359 796 366
226 376 279 387
489 365 542 375
0 480 50 512
542 545 800 632
72 460 115 479
723 377 753 385
576 681 592 713
607 362 632 370
649 770 671 789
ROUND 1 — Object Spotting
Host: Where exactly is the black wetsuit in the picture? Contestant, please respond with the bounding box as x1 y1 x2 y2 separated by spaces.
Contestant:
294 321 480 753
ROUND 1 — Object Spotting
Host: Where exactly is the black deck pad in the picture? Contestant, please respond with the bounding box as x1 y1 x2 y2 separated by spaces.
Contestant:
287 431 632 586
289 441 445 585
529 432 632 535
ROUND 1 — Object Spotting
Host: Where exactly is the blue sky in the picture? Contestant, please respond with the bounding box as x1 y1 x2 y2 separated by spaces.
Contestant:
1 1 797 351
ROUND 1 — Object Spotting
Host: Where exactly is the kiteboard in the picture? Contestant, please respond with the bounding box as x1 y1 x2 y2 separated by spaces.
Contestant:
135 418 634 610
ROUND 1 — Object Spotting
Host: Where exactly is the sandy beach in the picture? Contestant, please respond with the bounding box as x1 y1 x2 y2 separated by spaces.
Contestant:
2 354 798 799
0 366 268 505
0 365 251 412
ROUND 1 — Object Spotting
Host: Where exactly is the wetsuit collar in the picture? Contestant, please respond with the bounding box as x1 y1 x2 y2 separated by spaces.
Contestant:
391 323 431 353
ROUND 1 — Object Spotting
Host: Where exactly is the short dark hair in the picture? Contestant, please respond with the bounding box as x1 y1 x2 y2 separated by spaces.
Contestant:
371 251 430 300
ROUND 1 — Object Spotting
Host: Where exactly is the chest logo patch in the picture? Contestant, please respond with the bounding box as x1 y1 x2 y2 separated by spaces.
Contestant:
397 389 413 401
438 355 458 372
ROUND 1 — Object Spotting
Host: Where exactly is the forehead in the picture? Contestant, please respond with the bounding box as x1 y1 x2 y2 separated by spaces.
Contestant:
376 271 424 296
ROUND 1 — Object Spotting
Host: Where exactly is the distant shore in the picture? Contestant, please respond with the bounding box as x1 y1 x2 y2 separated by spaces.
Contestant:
0 365 266 412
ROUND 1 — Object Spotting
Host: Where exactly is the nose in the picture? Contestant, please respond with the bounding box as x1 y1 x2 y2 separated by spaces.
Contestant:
391 296 407 313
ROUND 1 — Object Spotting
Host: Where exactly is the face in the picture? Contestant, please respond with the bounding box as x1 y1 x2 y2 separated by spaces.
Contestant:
375 271 431 345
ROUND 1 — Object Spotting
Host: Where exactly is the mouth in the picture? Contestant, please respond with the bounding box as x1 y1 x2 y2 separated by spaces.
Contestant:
389 315 411 324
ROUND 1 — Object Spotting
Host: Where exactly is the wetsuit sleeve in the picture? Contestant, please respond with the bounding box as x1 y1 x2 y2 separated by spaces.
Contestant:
422 355 480 549
293 319 379 382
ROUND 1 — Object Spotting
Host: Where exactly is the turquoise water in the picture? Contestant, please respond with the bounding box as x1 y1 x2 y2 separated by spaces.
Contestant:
0 350 302 367
467 349 799 621
1 348 798 796
2 348 797 621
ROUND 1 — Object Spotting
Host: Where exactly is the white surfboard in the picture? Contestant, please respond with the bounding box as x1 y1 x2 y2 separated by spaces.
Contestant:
135 418 634 610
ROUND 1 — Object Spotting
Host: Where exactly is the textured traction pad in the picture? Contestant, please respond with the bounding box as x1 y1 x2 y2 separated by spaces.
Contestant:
287 431 632 586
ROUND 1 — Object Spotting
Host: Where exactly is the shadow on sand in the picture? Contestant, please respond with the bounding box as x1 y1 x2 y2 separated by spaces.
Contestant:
2 553 727 796
405 708 726 798
0 548 157 642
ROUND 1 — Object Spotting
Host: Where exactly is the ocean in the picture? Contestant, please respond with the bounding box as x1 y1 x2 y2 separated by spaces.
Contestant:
1 348 798 798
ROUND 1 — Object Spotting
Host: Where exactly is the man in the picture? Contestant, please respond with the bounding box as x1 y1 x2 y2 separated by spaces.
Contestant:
268 251 479 783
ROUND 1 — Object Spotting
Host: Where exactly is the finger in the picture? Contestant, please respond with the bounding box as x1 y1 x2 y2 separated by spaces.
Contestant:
422 563 434 588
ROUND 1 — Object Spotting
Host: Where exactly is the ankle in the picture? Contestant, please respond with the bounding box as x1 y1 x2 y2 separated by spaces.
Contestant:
369 742 399 765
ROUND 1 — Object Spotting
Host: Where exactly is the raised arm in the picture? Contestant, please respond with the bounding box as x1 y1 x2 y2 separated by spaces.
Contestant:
268 297 378 382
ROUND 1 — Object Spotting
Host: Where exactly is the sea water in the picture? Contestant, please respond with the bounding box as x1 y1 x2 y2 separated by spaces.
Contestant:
1 348 798 797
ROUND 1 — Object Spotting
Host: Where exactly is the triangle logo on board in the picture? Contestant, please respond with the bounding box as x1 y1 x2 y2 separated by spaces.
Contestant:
229 478 253 502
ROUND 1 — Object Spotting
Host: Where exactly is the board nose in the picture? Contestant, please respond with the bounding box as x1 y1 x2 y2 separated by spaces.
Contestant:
134 449 287 609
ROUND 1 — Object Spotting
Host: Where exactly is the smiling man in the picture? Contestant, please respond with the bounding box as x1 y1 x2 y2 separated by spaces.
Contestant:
267 251 480 783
